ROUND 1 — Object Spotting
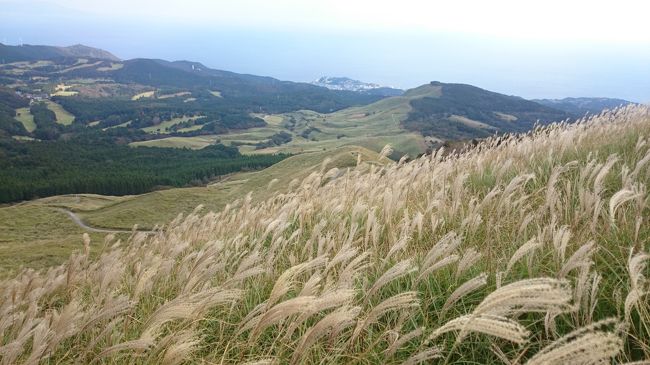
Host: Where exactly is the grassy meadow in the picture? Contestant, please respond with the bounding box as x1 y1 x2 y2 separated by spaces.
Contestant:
14 107 36 132
141 115 204 134
0 203 113 277
129 84 443 157
45 100 76 125
0 105 648 364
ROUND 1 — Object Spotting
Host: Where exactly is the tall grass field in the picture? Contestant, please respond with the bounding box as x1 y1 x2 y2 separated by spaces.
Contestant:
1 105 649 364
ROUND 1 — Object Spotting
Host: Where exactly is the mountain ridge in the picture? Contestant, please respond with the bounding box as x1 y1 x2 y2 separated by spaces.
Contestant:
532 97 635 115
0 43 120 62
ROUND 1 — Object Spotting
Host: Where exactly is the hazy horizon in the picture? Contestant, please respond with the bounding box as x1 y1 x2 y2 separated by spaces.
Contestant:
2 0 650 102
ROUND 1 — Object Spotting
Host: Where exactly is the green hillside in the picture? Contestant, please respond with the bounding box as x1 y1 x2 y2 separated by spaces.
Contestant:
136 82 574 157
0 43 120 62
533 97 635 115
0 105 648 363
0 146 381 275
404 81 572 139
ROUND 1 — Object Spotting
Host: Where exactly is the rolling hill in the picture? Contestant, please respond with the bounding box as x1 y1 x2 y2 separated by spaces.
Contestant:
135 82 579 157
1 104 648 363
0 145 382 273
403 81 572 139
0 44 580 150
533 97 635 115
0 43 119 62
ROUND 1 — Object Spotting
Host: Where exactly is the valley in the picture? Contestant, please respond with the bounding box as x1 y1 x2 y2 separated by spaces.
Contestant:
0 42 640 275
2 0 649 362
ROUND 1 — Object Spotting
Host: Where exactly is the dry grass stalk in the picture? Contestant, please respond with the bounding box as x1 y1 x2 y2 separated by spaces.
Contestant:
440 273 488 317
0 106 649 364
474 278 574 316
290 306 360 364
384 327 424 358
525 319 623 365
401 346 443 365
428 314 530 344
366 259 417 300
351 292 419 342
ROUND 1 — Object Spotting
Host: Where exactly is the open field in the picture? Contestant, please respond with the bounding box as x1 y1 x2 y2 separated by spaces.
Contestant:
14 107 36 132
56 60 103 73
141 115 204 134
158 91 191 99
45 100 76 125
11 136 38 141
50 83 79 97
96 62 124 71
0 203 114 277
130 135 217 148
50 90 78 96
0 106 648 363
131 90 155 100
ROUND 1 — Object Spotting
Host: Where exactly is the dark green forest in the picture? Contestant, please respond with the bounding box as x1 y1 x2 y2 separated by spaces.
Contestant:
0 87 29 137
0 139 287 203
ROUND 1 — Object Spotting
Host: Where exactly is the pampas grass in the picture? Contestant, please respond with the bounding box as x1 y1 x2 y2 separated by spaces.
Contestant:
1 105 650 363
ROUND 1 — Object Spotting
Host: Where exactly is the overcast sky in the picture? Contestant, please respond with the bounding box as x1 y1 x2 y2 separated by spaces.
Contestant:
2 0 650 101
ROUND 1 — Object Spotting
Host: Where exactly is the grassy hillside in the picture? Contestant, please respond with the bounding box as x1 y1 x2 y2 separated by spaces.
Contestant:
534 97 635 115
134 84 444 156
0 47 388 143
132 82 576 158
0 146 381 274
404 82 572 139
78 146 382 230
45 100 75 125
0 43 119 62
0 202 112 277
14 107 35 132
0 105 648 363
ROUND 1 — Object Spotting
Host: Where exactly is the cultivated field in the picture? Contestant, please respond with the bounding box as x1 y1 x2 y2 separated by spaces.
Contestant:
14 107 36 132
131 91 156 100
96 63 124 72
46 100 75 125
1 105 648 363
141 115 205 134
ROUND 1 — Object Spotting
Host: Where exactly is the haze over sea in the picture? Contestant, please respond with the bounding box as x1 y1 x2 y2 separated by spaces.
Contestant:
2 0 650 102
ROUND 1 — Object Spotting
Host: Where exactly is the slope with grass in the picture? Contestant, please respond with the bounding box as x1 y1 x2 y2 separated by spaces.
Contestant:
533 97 635 115
403 81 572 139
14 107 35 132
0 202 114 277
133 84 443 157
1 105 649 364
45 100 75 125
0 146 380 275
133 82 575 158
0 43 120 62
78 146 382 230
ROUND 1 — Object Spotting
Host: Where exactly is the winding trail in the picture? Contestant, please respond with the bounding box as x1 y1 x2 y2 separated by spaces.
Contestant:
55 208 155 234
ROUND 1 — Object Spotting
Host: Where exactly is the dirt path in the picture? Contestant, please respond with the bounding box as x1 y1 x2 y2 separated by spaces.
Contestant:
55 208 154 234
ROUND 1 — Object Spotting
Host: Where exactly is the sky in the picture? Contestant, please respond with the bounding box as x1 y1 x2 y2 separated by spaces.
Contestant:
2 0 650 101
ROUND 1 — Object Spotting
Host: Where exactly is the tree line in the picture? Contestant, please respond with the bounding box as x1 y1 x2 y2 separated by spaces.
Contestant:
0 139 287 203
